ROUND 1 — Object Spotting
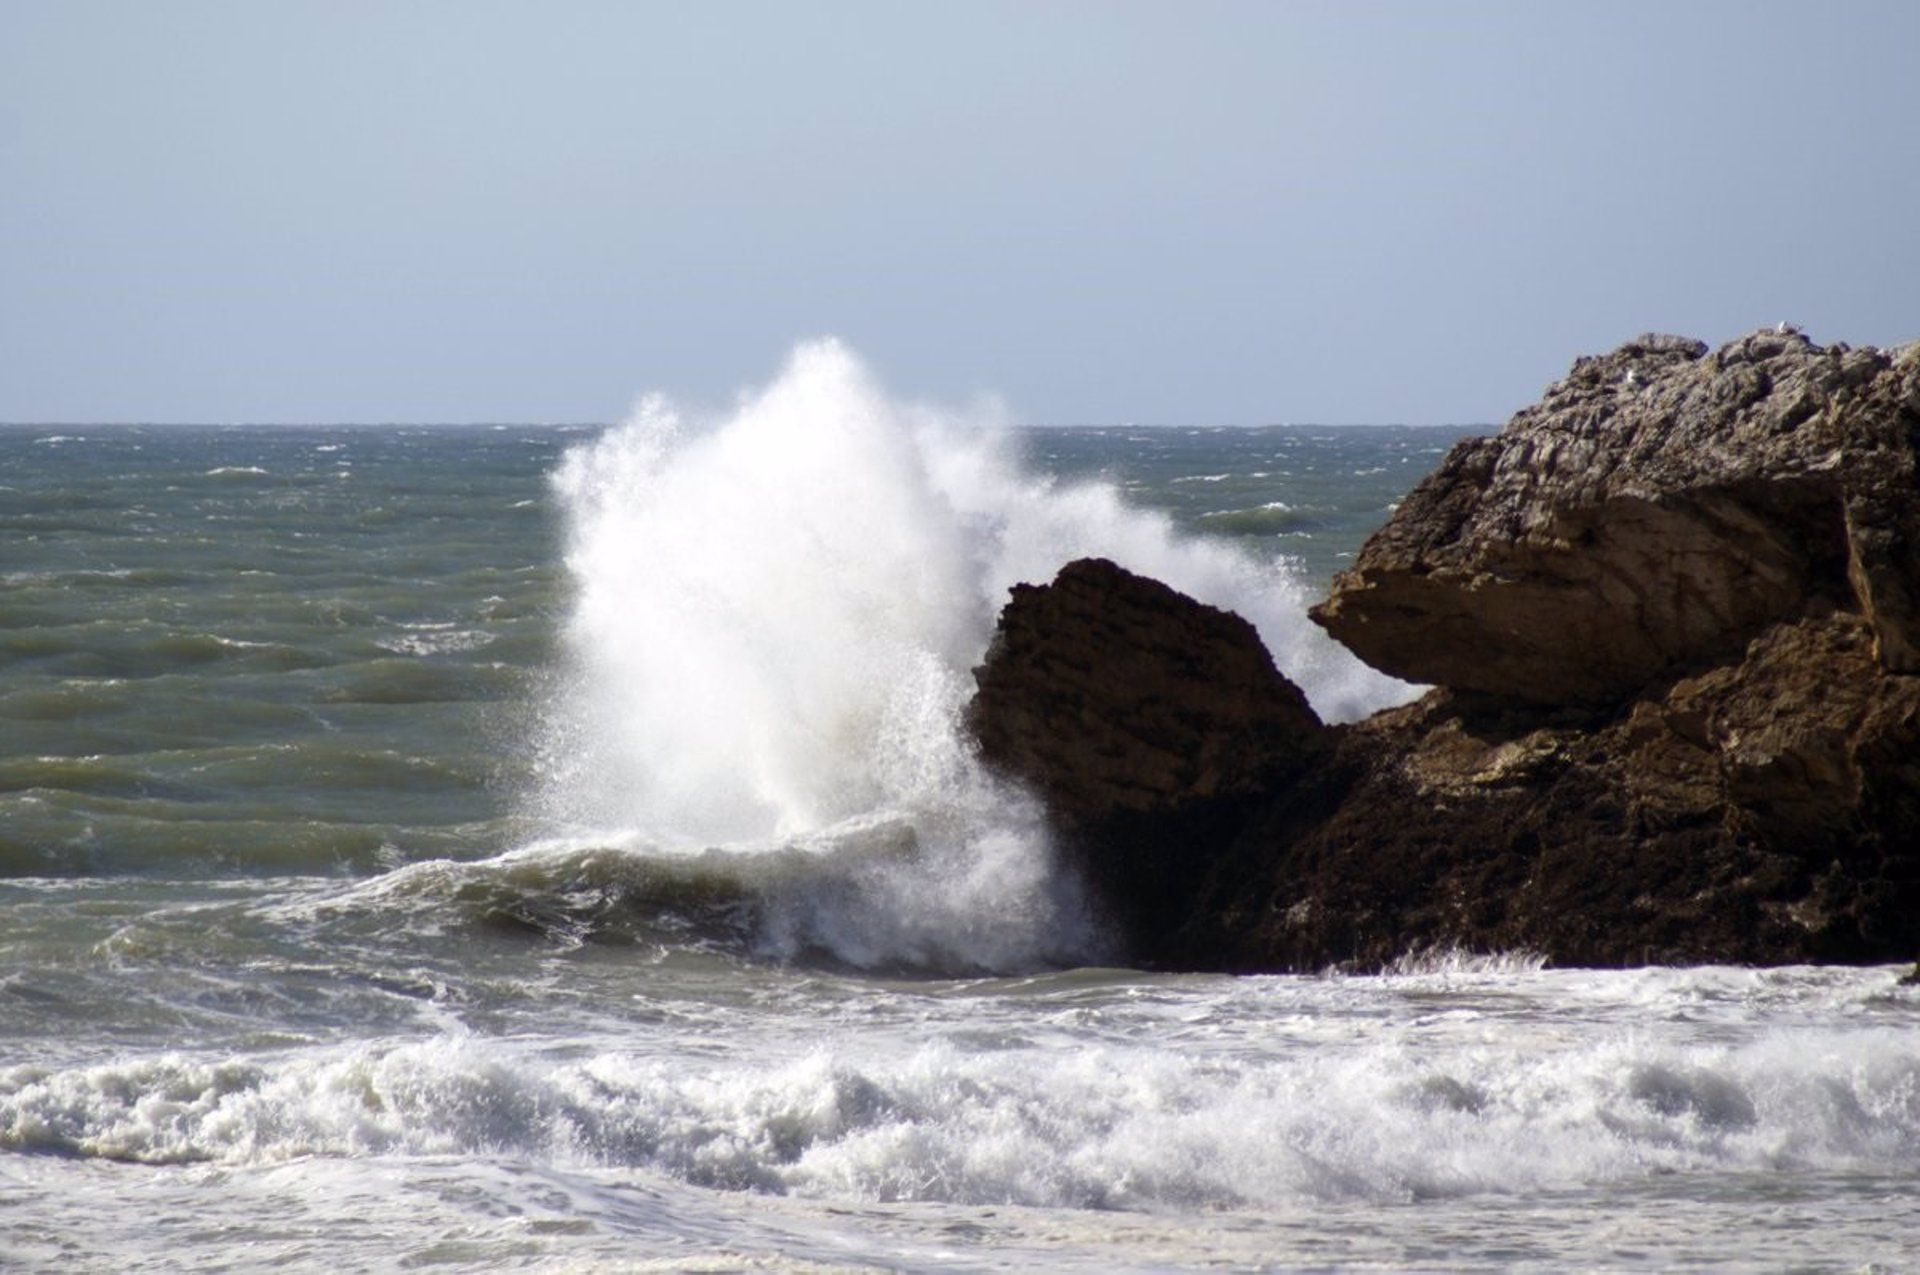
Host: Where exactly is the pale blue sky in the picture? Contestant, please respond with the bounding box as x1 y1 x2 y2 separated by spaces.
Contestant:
3 1 1916 425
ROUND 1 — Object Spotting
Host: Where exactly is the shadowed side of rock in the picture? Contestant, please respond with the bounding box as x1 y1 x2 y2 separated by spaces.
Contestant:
966 558 1327 951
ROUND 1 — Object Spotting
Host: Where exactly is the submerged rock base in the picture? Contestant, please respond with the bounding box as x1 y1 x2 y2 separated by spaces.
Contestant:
969 331 1920 971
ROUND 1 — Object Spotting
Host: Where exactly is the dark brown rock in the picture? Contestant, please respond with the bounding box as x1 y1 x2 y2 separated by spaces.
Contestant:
1168 613 1920 971
966 558 1327 943
1312 331 1920 705
968 558 1325 820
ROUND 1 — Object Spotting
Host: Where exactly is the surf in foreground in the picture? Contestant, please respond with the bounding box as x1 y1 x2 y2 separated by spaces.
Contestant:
3 930 1916 1269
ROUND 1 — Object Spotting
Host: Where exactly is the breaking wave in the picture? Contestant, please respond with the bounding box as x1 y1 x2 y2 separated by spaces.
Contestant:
496 340 1410 972
7 989 1917 1211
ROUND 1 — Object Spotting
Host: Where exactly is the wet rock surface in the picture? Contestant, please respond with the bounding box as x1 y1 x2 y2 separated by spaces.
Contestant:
967 331 1920 971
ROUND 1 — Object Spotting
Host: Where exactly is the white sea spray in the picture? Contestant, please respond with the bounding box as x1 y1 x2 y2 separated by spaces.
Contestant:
528 340 1409 971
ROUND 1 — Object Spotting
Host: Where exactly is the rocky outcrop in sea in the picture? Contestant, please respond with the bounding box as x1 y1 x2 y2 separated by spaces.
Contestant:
969 329 1920 971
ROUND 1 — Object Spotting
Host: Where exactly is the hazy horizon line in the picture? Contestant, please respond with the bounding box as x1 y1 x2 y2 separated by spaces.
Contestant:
0 418 1494 431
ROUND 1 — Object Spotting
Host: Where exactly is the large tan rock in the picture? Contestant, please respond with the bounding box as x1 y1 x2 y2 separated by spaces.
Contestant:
1312 331 1920 705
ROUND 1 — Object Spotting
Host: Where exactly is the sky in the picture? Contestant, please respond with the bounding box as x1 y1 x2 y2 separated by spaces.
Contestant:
2 1 1917 427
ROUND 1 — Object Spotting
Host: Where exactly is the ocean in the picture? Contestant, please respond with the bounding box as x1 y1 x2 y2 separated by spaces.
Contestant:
3 342 1917 1272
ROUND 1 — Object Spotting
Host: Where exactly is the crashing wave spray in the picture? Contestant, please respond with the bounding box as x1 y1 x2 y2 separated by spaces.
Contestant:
533 340 1409 970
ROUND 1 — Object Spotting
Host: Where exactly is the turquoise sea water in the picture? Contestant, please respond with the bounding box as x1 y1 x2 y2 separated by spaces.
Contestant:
3 377 1917 1272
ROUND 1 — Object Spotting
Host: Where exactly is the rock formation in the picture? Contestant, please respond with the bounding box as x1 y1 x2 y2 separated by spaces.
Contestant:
966 557 1326 942
1165 612 1920 971
967 558 1325 820
967 330 1920 971
1311 330 1920 704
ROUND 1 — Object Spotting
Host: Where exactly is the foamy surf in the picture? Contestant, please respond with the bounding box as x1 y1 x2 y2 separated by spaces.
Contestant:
277 823 1102 975
4 967 1917 1208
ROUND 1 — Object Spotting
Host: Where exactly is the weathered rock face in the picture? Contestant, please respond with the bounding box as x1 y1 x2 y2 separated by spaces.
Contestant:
968 558 1325 820
1312 331 1920 705
964 331 1920 972
1167 613 1920 971
966 557 1326 939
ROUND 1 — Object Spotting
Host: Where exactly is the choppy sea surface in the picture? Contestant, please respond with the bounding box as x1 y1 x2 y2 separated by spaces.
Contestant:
4 345 1917 1272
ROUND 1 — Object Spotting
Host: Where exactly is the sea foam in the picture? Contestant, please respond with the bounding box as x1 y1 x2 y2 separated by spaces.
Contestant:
6 994 1918 1211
